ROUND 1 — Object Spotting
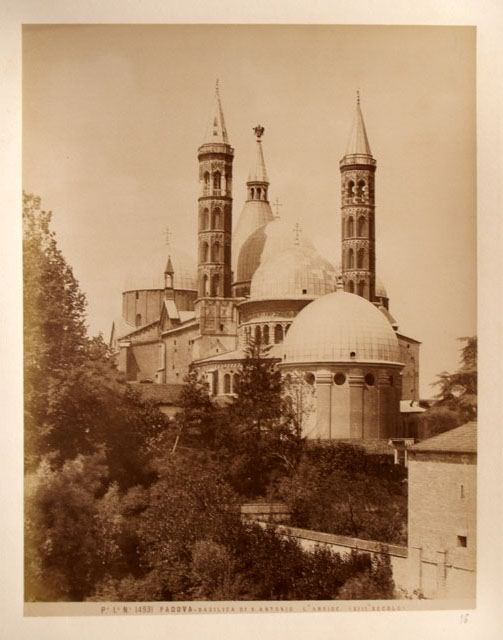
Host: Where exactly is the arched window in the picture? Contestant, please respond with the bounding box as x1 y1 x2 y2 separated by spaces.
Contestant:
348 280 355 293
200 274 209 297
201 242 209 263
250 187 255 199
347 180 355 199
274 324 284 344
135 313 142 327
212 370 219 396
213 171 221 192
358 280 366 297
357 216 367 237
255 325 262 344
347 217 354 238
263 325 269 345
224 373 231 394
211 242 221 262
201 208 209 230
211 274 220 297
357 179 366 199
203 172 210 194
233 373 240 393
357 248 365 269
347 248 354 269
257 187 262 200
212 207 222 229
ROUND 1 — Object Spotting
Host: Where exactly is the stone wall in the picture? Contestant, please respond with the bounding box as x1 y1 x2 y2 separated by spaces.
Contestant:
408 451 476 599
255 522 475 600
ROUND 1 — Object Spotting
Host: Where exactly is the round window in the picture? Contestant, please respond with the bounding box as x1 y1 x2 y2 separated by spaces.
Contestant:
365 373 375 386
350 351 356 359
305 372 315 385
334 373 346 386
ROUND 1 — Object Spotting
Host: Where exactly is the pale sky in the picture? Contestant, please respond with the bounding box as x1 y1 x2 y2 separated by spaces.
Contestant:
22 25 476 397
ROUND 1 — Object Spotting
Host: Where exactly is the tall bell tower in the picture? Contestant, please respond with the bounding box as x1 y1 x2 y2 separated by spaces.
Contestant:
195 81 236 344
340 92 376 302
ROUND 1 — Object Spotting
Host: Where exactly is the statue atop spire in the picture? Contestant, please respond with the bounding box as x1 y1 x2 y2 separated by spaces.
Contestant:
202 79 229 145
253 124 265 139
248 124 268 184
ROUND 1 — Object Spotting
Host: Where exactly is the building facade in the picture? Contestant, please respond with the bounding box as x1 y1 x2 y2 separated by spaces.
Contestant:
110 82 421 440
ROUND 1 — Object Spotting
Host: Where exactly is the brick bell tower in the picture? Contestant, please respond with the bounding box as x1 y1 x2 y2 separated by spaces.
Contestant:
195 81 236 343
340 91 377 302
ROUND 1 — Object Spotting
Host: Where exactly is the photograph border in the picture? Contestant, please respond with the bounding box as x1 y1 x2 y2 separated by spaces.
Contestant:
2 1 502 639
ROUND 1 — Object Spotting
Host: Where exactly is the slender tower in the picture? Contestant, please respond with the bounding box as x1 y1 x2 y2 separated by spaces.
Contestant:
232 125 274 276
195 81 236 341
340 92 376 302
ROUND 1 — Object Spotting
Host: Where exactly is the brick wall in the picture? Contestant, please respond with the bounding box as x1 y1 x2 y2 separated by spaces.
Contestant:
408 452 476 598
398 336 420 401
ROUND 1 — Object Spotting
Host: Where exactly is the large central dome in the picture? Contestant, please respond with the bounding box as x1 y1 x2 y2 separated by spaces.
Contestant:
250 242 337 300
235 218 316 286
282 290 401 364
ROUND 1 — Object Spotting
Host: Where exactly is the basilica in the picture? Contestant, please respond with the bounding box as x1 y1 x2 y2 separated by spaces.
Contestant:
110 83 420 440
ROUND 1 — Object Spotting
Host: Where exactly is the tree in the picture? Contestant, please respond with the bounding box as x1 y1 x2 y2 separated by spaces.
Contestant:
420 336 477 437
336 549 395 600
278 442 408 545
25 451 110 601
228 337 303 497
23 192 89 466
133 452 241 600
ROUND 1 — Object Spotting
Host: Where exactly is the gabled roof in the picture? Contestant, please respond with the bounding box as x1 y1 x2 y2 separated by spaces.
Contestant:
409 422 477 454
110 316 136 343
117 318 159 341
396 332 422 345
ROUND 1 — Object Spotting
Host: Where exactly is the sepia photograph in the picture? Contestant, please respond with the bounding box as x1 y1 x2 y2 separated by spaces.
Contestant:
1 2 501 637
21 22 478 611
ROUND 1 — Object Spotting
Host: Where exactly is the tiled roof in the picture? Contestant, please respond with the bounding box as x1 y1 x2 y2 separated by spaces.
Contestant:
409 422 477 454
194 343 283 364
111 315 136 341
129 382 184 405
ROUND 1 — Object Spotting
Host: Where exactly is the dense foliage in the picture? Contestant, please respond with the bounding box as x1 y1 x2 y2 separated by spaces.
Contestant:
24 194 399 602
417 336 477 438
278 443 408 545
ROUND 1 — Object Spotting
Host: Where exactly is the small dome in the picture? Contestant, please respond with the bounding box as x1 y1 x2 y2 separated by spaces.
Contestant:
236 218 316 285
250 242 337 300
282 291 401 364
232 200 274 272
123 245 197 292
375 277 388 299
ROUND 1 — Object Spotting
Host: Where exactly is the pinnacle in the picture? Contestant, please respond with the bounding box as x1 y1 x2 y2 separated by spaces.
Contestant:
345 92 372 157
202 80 229 145
248 125 269 183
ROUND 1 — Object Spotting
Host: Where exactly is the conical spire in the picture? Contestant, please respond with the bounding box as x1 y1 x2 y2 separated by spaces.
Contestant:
164 255 174 275
345 90 372 156
203 79 229 144
248 125 268 182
